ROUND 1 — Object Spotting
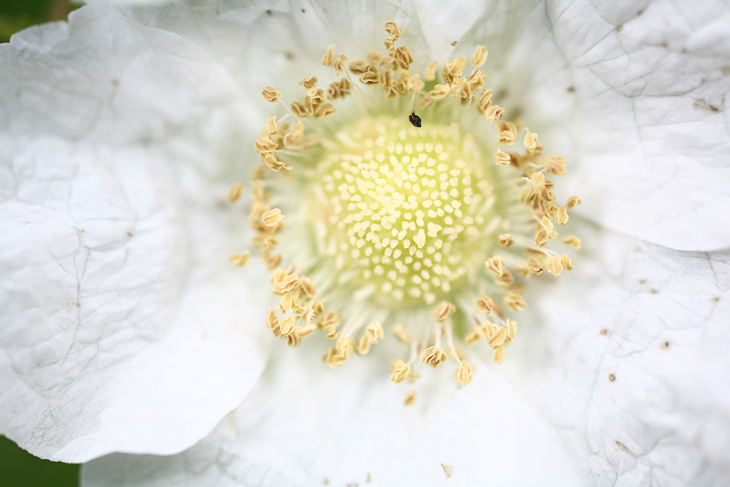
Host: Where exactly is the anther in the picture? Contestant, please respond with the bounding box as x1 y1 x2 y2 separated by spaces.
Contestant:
455 361 473 385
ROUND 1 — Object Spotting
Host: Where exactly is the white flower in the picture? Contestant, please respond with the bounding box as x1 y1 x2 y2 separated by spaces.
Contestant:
0 1 728 486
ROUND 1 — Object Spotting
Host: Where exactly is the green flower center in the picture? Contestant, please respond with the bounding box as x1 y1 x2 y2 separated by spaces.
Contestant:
242 20 580 386
306 117 499 307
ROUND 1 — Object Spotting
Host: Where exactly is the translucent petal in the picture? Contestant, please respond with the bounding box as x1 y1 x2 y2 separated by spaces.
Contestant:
0 3 270 462
82 350 581 486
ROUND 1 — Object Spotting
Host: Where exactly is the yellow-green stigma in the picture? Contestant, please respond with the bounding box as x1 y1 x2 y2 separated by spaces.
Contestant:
234 21 582 392
310 118 504 307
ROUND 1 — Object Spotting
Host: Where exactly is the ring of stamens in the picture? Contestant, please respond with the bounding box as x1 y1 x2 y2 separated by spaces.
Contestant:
232 21 581 395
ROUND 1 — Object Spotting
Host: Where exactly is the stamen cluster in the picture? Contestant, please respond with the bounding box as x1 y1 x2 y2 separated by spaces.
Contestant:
230 21 581 399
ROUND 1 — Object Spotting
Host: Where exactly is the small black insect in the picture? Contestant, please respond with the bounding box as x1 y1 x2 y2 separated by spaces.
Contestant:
409 112 422 127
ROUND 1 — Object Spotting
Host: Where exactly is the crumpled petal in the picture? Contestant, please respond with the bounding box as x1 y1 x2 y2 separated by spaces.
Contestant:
465 0 730 251
81 348 582 487
502 219 730 486
0 3 270 462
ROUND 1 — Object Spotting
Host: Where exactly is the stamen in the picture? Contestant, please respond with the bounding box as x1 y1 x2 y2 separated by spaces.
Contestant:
228 183 244 202
240 20 580 387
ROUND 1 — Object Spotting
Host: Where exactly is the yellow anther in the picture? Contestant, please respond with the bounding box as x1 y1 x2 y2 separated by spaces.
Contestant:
262 208 284 227
298 277 316 298
391 360 411 383
355 336 372 355
228 183 244 203
229 251 250 266
524 132 538 152
404 390 417 406
384 36 397 51
266 116 278 135
556 206 569 225
322 45 336 66
291 100 311 118
499 130 515 146
278 273 300 294
392 323 412 345
299 76 318 89
485 256 505 276
470 45 488 67
328 78 351 99
546 255 564 276
498 233 514 247
507 320 517 340
561 253 574 271
385 21 402 38
433 301 456 322
544 155 567 176
254 136 277 154
307 86 326 104
429 84 451 100
451 57 467 79
420 346 447 368
265 308 277 329
394 46 413 69
465 328 482 346
495 149 511 166
527 257 544 275
263 153 286 172
278 315 296 336
349 59 369 74
323 348 346 368
334 54 349 75
289 120 305 141
540 216 558 238
366 323 384 343
484 104 505 121
487 327 507 349
324 324 339 339
261 85 283 103
279 292 296 313
359 67 379 85
295 324 317 339
314 103 336 118
504 292 526 312
561 235 582 249
455 361 473 385
407 74 425 92
530 171 546 192
336 337 353 358
476 294 494 312
366 48 382 64
567 195 582 208
424 60 439 81
494 344 506 364
478 89 493 111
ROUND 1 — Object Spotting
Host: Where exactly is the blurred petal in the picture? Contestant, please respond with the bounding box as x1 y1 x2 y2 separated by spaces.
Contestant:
81 349 581 487
504 219 730 486
0 3 270 462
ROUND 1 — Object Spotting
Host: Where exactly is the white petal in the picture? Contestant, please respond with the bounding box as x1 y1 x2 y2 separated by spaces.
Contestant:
504 219 730 486
476 0 730 251
0 4 270 462
412 0 488 62
81 349 581 487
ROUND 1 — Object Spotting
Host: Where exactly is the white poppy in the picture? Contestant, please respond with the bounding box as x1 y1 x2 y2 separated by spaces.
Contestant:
1 0 728 486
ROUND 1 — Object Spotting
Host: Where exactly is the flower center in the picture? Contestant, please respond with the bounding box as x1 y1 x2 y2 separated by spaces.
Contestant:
231 21 582 399
307 117 500 307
